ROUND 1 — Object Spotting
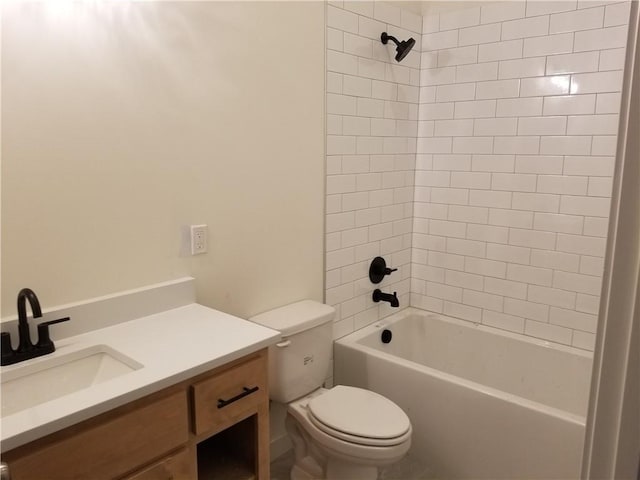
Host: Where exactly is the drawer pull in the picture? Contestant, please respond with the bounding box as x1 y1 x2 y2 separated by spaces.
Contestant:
217 386 260 409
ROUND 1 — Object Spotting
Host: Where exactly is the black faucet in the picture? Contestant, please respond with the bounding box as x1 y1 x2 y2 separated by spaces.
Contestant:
1 288 70 366
16 288 41 352
372 289 400 307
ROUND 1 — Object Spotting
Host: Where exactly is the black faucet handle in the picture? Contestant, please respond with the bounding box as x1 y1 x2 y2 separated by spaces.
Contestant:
36 317 70 350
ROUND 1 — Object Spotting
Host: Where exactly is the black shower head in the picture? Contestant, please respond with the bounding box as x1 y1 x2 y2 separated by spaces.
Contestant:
381 32 416 62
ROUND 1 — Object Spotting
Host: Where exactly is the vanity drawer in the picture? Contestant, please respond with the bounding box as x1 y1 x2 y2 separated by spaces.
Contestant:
192 352 267 436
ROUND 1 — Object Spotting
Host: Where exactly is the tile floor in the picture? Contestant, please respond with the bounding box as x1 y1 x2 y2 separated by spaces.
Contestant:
271 450 436 480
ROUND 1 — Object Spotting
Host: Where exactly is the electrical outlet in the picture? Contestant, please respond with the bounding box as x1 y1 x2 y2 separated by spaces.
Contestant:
190 225 208 255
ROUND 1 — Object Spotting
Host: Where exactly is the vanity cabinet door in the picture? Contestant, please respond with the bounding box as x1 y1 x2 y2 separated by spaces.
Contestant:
3 390 189 480
123 447 194 480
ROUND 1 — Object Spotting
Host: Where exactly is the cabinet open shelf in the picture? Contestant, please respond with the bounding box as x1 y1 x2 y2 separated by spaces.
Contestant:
197 414 257 480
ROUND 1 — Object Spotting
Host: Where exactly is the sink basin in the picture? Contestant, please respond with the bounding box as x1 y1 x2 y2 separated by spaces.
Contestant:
1 345 143 417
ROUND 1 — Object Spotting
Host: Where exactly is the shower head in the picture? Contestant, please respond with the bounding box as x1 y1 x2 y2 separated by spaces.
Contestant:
381 32 415 62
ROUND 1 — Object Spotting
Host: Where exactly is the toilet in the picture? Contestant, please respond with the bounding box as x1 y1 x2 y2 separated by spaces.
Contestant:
250 300 412 480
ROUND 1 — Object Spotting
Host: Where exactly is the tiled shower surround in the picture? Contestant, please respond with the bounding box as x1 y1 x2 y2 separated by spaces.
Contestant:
326 0 631 351
326 1 422 338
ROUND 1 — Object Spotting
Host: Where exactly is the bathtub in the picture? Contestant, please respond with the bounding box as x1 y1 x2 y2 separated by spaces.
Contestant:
334 308 593 479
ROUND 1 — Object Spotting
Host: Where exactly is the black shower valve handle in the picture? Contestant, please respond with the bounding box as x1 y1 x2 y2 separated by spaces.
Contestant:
369 256 398 284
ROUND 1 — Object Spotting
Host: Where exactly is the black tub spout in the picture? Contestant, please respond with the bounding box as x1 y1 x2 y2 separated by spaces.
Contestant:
372 289 400 307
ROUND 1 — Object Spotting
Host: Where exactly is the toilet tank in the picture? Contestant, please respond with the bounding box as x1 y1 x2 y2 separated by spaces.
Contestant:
249 300 335 403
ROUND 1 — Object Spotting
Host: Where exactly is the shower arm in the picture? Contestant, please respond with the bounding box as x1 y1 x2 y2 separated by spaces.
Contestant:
381 32 401 47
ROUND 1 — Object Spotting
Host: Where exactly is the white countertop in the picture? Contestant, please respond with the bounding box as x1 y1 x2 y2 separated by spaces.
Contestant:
0 303 281 451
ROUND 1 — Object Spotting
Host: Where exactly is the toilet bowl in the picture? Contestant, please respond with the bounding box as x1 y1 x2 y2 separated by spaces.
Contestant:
285 386 412 480
249 300 412 480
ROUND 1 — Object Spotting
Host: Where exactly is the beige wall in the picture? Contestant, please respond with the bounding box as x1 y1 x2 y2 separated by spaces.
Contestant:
1 1 326 318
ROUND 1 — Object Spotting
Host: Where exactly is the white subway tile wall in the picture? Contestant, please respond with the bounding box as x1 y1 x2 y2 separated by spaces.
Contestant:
326 0 630 352
412 0 630 352
326 1 420 341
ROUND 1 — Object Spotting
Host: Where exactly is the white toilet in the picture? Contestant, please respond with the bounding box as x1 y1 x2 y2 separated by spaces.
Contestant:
250 300 412 480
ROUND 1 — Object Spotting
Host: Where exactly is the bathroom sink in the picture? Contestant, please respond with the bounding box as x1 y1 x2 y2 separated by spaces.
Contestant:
1 345 143 417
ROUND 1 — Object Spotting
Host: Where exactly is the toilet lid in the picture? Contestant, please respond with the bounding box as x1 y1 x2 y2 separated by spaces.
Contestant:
307 386 411 440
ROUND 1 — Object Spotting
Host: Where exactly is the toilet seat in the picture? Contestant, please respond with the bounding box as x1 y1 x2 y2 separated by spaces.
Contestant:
306 386 411 447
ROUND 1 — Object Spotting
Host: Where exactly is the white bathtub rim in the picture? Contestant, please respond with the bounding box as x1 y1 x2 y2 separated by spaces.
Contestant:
338 307 593 360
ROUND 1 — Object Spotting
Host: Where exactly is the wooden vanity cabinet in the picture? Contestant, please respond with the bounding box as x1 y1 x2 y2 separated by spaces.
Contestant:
2 349 270 480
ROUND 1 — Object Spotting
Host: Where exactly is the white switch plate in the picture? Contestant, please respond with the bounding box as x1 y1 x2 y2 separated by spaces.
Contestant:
190 225 208 255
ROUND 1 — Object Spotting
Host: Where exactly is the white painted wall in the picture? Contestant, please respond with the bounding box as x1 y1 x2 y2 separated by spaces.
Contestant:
1 1 326 319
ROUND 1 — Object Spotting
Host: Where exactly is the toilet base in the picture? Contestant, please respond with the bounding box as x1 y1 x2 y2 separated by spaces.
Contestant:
326 459 377 480
288 447 378 480
291 463 319 480
289 452 379 480
286 409 399 480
